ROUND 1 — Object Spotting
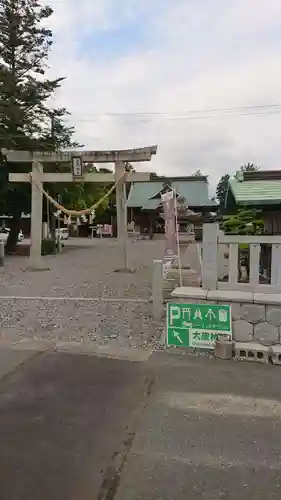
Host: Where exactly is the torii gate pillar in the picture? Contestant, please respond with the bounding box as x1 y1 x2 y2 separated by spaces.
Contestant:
115 160 128 270
29 161 46 270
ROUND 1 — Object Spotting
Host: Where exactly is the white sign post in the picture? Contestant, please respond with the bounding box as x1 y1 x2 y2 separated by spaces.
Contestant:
71 157 83 178
6 147 157 270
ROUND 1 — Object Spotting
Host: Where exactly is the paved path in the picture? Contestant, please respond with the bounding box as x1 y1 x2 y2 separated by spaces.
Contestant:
1 345 281 499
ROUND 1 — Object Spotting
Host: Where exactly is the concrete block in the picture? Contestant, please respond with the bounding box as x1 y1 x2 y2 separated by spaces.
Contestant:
241 304 265 324
234 342 270 364
270 345 281 366
181 271 201 287
266 305 281 327
168 298 217 305
207 289 253 303
171 263 190 269
167 269 193 280
163 277 178 287
231 302 241 320
254 293 281 305
171 287 207 299
233 319 253 342
254 322 279 346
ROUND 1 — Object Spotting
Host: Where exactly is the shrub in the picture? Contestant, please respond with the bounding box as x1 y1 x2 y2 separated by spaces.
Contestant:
41 238 56 255
222 207 264 235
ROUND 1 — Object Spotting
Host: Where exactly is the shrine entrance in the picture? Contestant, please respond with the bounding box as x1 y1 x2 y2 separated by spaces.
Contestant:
4 146 157 270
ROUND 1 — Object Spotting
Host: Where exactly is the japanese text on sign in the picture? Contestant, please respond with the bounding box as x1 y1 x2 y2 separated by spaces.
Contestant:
166 303 232 349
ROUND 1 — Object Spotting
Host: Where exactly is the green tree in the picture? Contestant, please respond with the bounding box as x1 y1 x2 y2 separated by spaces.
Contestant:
216 173 230 210
40 115 114 231
222 207 264 235
0 0 64 149
241 162 259 173
192 169 203 176
235 162 259 179
57 182 109 219
222 206 264 281
0 0 66 250
40 108 82 151
216 164 259 212
39 109 83 236
125 162 135 173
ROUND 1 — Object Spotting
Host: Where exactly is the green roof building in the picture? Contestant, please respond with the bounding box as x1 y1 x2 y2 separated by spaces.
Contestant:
225 170 281 234
127 176 217 237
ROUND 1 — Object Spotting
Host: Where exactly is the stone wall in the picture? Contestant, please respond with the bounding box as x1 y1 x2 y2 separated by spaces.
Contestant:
229 302 280 345
170 288 281 346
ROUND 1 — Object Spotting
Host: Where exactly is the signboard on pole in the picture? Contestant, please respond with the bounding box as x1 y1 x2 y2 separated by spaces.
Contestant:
161 190 178 262
167 302 232 349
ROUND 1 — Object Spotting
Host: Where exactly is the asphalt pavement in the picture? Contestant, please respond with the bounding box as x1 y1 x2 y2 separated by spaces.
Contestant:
0 346 281 499
0 346 152 500
116 352 281 499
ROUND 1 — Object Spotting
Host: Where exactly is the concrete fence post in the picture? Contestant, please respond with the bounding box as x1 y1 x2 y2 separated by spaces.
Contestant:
152 259 163 321
0 241 4 267
202 223 219 290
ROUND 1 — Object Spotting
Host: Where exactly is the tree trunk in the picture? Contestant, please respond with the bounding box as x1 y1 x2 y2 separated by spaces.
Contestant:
5 211 21 254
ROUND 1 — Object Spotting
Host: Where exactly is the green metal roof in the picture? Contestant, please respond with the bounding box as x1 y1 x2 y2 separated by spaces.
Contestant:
127 179 216 209
229 178 281 205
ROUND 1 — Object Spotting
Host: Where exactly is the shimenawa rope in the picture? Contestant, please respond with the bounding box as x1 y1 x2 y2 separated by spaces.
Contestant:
29 171 127 217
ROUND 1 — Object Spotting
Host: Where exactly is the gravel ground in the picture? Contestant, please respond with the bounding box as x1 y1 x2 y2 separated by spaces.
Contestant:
0 298 163 348
0 238 165 299
0 238 165 347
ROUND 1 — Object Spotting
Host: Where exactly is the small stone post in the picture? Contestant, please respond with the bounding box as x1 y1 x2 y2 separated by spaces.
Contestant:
56 212 62 254
0 241 4 267
152 260 163 321
215 336 233 360
202 223 219 289
42 222 48 239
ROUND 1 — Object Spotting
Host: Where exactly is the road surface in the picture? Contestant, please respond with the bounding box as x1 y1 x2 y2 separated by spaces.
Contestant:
0 345 281 499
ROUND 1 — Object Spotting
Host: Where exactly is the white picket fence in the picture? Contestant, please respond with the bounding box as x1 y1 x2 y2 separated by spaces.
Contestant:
202 223 281 293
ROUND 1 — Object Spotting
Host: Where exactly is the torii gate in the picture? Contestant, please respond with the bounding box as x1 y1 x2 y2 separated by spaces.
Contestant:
5 146 157 270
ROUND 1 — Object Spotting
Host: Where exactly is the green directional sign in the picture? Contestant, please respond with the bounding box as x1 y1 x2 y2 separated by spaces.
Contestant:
167 303 232 349
168 327 190 346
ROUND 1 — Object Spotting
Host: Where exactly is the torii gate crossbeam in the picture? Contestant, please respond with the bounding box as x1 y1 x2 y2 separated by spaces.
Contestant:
5 146 158 270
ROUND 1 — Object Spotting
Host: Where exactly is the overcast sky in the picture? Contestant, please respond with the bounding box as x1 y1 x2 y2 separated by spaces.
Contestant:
46 0 281 189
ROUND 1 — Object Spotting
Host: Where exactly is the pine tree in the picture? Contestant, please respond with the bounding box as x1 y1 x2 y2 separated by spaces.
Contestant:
40 108 82 151
39 108 83 237
240 163 259 173
0 0 63 150
192 169 204 176
0 0 67 250
216 174 230 211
